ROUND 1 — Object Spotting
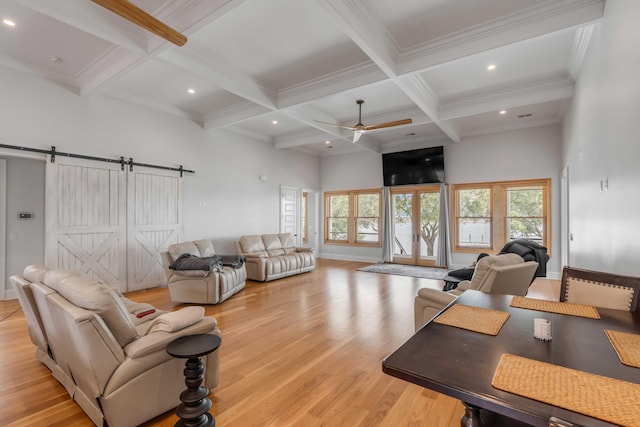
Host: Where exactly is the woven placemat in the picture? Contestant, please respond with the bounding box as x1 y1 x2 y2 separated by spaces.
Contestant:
492 354 640 427
510 296 600 319
433 304 510 336
605 329 640 368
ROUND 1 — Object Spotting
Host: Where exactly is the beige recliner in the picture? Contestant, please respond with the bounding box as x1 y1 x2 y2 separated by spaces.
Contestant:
236 233 315 281
414 253 538 330
11 264 221 427
161 239 246 304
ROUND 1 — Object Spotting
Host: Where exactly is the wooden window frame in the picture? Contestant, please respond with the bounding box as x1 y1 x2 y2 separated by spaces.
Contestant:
324 189 382 247
452 178 551 254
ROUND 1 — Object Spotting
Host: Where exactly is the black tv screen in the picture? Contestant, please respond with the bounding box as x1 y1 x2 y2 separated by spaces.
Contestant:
382 146 445 186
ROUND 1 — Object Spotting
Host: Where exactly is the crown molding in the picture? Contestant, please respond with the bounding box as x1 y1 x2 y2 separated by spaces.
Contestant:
102 88 204 125
568 23 596 80
277 61 386 108
222 125 272 143
461 117 561 139
397 0 604 75
0 56 80 94
76 46 144 96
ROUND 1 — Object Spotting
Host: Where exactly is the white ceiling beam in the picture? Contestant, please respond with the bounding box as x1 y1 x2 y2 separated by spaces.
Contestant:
396 74 461 142
282 105 350 140
439 75 575 121
274 131 330 150
278 62 386 108
315 0 399 77
160 47 278 110
204 102 271 130
315 0 461 143
397 1 604 75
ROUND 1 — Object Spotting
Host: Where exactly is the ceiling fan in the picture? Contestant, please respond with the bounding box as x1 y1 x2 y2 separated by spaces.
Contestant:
91 0 187 46
315 99 413 143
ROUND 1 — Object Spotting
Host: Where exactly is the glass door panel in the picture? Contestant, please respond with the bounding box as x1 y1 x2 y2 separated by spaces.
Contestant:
392 193 413 261
391 187 440 266
418 192 440 263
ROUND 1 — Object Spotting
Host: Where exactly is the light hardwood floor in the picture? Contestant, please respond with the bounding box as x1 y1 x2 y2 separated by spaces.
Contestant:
0 259 558 426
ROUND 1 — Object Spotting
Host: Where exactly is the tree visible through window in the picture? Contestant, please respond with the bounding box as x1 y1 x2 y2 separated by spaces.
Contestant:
457 188 491 248
506 187 544 243
325 190 381 246
453 179 551 253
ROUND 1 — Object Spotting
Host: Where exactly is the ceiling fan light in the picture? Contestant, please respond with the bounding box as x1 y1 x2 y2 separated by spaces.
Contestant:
353 130 365 143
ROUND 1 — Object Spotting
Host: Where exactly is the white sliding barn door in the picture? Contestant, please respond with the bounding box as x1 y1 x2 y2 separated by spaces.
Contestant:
127 167 182 291
45 157 127 284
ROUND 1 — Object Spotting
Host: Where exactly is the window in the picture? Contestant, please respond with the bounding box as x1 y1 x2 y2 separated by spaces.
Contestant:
452 179 551 253
301 192 308 244
324 189 381 246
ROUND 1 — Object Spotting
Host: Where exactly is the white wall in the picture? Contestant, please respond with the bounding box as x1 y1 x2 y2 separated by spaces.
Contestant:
320 124 562 276
562 0 640 275
0 66 320 273
0 157 46 297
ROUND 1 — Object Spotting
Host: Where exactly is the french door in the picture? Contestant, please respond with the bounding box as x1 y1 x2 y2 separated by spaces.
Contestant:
391 185 440 266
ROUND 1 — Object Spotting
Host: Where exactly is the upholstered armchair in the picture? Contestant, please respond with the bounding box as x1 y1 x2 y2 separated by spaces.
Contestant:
414 254 538 330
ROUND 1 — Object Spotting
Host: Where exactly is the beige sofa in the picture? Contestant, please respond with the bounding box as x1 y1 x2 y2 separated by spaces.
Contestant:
161 239 246 304
10 264 221 427
414 253 538 330
236 233 315 281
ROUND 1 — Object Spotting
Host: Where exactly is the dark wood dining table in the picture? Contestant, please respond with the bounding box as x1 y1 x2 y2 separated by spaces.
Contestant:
382 290 640 427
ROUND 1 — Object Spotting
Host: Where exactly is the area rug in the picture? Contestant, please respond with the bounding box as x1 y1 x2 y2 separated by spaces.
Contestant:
357 263 450 280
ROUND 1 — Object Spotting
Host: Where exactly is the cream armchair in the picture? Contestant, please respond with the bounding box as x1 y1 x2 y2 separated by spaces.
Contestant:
414 254 538 330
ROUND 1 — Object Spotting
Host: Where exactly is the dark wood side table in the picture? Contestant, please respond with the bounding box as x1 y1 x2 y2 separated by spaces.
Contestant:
167 334 222 427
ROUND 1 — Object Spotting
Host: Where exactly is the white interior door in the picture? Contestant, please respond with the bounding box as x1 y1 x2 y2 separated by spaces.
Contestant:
45 156 127 284
561 166 570 267
0 159 6 299
127 167 182 291
280 185 299 245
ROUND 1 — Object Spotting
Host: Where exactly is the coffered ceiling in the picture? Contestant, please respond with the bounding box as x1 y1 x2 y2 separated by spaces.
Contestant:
0 0 604 156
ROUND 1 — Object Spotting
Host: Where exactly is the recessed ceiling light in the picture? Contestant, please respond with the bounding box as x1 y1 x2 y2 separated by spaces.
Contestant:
3 18 16 27
325 140 331 144
487 64 496 71
272 120 278 125
499 110 507 115
187 88 195 94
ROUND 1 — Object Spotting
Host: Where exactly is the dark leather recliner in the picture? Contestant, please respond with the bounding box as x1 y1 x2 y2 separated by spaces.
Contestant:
499 239 549 277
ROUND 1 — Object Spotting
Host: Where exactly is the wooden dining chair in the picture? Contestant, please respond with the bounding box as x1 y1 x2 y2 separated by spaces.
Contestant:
560 266 640 312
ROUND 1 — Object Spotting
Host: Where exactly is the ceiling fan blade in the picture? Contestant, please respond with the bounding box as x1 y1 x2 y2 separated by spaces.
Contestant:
363 118 413 131
314 120 357 131
91 0 187 46
352 130 365 143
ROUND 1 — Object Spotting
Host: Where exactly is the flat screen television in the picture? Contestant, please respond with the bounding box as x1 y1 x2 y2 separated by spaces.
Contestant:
382 146 445 186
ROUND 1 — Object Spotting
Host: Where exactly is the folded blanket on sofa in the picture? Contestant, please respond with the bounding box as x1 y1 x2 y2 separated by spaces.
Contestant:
169 253 222 271
219 254 245 269
144 306 205 334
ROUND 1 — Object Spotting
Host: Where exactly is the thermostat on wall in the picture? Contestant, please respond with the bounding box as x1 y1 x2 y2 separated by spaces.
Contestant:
18 212 34 219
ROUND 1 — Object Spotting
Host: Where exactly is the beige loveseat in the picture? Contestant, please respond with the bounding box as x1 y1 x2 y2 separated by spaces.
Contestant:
11 264 221 427
161 239 246 304
236 233 315 281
